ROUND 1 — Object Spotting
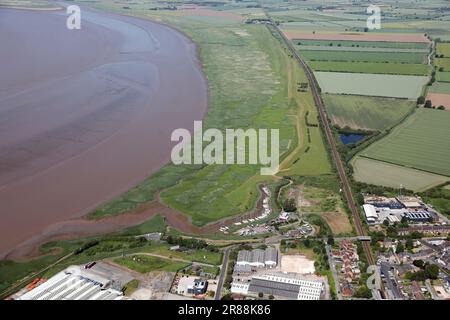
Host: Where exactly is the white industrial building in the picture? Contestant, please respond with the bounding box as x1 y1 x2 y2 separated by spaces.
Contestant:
18 266 125 300
363 204 378 224
363 204 405 225
264 247 278 267
231 273 325 300
362 201 434 225
236 247 278 268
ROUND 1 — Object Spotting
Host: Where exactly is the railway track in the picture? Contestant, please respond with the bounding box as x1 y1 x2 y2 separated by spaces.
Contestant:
265 21 375 267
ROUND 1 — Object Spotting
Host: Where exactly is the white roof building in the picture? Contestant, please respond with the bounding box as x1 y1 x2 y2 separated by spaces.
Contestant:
363 204 378 224
236 247 278 268
231 273 325 300
18 266 125 300
264 247 278 267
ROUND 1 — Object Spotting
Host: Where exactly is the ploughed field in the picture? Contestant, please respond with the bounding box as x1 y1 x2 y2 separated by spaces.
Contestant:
300 50 426 64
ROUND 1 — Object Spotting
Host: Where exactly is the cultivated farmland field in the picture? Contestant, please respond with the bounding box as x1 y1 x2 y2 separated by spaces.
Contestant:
309 61 431 76
429 82 450 94
294 39 429 50
314 72 428 98
296 45 428 53
426 93 450 109
358 109 450 176
300 50 426 64
323 94 415 131
437 43 450 57
437 71 450 82
351 157 450 192
284 31 430 43
436 58 450 71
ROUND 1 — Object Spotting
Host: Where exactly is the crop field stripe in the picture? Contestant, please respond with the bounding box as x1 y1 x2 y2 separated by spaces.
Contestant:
429 82 450 94
294 39 430 49
437 72 450 82
309 61 431 76
436 58 450 71
437 43 450 57
300 50 426 64
296 45 429 53
284 31 430 43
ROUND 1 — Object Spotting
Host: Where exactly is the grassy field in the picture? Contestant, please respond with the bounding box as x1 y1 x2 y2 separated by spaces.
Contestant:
309 61 431 76
323 94 415 131
351 157 450 191
300 50 426 64
315 72 428 98
437 43 450 57
358 108 450 177
299 186 352 235
436 58 450 71
294 39 430 50
114 255 189 273
123 279 139 296
297 45 428 53
279 175 352 235
437 71 450 82
119 214 167 236
0 247 72 294
141 243 223 265
318 211 352 235
429 82 450 94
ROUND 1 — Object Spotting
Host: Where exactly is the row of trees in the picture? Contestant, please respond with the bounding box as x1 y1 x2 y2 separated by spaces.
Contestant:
165 235 219 252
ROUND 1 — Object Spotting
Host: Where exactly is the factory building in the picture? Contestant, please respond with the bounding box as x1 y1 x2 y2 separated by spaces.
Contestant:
17 266 125 300
362 202 432 225
231 273 325 300
404 211 431 222
363 204 379 224
264 247 278 267
236 247 278 268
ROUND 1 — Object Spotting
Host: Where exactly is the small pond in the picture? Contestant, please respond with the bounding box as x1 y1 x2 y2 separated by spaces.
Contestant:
339 133 365 145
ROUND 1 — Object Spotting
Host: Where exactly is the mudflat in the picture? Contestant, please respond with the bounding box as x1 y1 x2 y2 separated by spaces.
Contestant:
0 8 207 258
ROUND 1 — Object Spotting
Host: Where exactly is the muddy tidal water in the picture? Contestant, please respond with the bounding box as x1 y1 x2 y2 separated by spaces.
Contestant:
0 7 207 258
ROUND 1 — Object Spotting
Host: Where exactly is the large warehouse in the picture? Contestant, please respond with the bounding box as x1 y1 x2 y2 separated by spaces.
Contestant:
236 247 278 268
231 273 325 300
17 265 125 300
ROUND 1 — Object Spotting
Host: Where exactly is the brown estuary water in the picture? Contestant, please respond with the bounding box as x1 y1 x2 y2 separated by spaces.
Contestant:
0 7 208 259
